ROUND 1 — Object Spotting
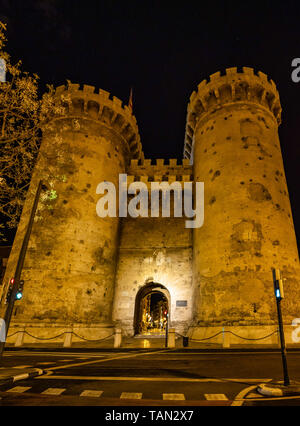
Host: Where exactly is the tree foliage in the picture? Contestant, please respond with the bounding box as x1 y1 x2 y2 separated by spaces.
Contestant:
0 22 60 241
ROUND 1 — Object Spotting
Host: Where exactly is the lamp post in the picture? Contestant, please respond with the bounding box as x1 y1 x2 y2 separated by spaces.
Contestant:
0 180 47 361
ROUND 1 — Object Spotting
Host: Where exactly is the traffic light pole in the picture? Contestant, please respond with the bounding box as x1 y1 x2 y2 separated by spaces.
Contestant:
165 313 169 348
276 296 290 386
272 268 290 387
0 180 44 361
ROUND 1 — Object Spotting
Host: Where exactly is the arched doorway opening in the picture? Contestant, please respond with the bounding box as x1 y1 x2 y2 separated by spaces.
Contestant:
134 283 170 335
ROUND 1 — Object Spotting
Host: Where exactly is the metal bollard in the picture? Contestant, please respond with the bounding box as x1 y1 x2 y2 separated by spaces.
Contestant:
183 336 189 347
222 327 230 348
15 328 25 347
114 328 122 348
168 328 176 348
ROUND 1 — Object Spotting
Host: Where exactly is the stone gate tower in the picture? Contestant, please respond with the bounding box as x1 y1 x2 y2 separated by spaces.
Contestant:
184 67 300 337
1 68 299 346
1 83 143 338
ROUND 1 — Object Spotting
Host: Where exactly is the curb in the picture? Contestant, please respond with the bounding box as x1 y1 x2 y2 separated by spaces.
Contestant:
257 381 300 397
4 346 300 353
0 368 44 388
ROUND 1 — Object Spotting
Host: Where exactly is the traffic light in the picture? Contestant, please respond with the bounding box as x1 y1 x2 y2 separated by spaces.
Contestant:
272 268 284 299
15 280 24 300
5 284 13 304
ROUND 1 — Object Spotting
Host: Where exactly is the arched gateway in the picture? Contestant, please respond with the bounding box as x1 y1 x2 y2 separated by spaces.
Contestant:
133 283 170 335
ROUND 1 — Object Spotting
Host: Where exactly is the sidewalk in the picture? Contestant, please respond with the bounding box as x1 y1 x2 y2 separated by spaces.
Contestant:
2 334 300 351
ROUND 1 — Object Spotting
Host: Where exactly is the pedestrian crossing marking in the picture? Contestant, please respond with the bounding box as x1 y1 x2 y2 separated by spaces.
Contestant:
120 392 143 399
204 394 228 400
41 388 66 395
163 393 186 400
4 385 231 402
80 390 104 398
7 386 31 393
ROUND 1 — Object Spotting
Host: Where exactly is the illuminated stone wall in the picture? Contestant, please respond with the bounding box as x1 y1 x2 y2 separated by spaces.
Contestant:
184 67 300 331
111 159 194 335
1 68 299 344
1 84 143 333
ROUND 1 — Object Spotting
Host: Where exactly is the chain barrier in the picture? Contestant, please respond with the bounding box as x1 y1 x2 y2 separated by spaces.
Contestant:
175 329 278 342
71 332 115 342
7 329 115 342
7 329 279 343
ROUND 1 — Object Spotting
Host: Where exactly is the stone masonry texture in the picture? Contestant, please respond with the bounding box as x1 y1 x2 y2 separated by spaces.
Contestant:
0 68 299 343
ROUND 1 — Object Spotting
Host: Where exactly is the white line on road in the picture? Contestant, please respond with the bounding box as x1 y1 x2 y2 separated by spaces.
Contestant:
163 393 186 400
6 386 31 393
231 385 258 406
120 392 143 399
43 350 170 372
41 388 66 395
205 394 228 400
34 375 273 383
80 390 104 398
13 365 33 369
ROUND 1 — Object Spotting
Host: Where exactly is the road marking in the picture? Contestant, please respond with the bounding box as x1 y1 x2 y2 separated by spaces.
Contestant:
3 352 107 358
231 385 257 406
163 393 186 400
41 388 66 395
44 349 169 372
204 394 228 401
13 365 33 369
35 375 272 383
12 373 30 382
35 362 56 366
6 386 31 393
120 392 143 399
246 392 264 399
80 390 103 398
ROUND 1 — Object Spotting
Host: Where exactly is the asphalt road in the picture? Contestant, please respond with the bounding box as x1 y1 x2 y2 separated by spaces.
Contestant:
0 348 300 407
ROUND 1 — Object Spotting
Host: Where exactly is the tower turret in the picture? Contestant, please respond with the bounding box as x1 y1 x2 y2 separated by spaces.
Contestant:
1 83 143 338
185 67 300 336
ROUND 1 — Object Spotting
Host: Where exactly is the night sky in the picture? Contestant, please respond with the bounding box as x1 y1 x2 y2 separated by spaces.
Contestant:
0 0 299 248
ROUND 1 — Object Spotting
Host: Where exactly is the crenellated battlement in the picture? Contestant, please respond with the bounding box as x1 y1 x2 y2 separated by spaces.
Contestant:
125 174 193 190
52 82 143 160
184 67 282 160
127 158 193 182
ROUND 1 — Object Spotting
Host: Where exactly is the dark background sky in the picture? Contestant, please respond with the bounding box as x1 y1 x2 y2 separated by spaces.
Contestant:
0 0 299 248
